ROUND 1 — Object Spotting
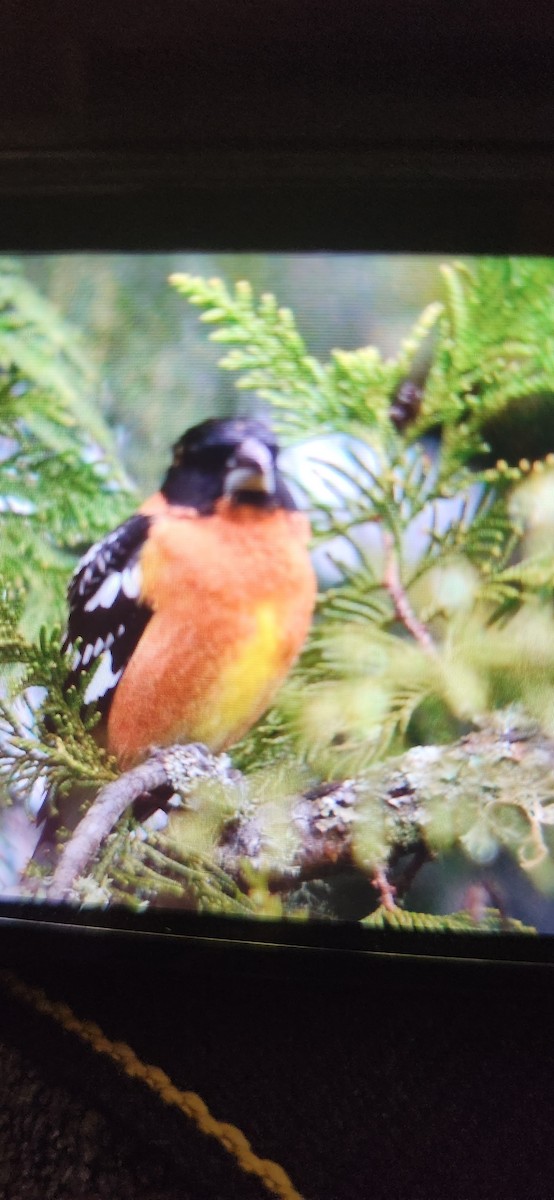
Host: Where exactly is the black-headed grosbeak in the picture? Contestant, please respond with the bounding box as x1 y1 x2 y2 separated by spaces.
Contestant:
62 416 316 774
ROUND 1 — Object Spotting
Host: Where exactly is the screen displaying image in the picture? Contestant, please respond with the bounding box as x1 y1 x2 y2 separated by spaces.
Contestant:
1 252 554 938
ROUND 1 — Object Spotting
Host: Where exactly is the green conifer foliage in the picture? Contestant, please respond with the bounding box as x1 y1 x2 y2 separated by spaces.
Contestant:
0 260 133 635
171 264 554 779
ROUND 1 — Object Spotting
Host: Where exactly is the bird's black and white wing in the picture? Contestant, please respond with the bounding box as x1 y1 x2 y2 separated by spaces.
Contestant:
63 513 153 714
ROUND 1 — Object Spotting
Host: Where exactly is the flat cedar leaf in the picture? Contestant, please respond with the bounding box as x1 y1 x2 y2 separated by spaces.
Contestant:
362 905 536 934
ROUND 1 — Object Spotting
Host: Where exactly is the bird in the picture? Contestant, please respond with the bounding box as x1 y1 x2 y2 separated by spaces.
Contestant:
61 414 316 775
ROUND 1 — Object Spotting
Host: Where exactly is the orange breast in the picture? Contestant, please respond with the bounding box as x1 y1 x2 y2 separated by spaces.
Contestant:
107 500 316 768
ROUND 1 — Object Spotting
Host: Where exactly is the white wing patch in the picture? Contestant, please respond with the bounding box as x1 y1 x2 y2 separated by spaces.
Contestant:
121 564 141 599
82 642 94 666
76 527 122 577
83 563 142 612
83 650 124 704
84 571 123 612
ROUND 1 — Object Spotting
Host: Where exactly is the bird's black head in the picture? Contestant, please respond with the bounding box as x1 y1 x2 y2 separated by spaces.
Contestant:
160 416 297 513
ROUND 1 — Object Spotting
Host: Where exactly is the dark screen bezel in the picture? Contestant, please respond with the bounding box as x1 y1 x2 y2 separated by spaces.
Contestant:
1 145 554 257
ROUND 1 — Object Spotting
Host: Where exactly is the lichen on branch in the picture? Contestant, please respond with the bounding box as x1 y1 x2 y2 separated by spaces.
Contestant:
21 712 554 933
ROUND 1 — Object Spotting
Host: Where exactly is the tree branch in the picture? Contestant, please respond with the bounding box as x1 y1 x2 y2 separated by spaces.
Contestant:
47 743 240 902
382 532 437 655
44 712 554 907
47 756 169 902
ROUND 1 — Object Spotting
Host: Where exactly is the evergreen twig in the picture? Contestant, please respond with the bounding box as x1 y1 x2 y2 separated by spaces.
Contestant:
382 533 437 655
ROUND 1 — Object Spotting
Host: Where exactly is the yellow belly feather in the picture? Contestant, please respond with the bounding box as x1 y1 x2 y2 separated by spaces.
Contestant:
191 602 285 746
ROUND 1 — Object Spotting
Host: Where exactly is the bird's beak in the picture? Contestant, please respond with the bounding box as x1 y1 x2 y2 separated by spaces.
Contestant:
225 437 276 497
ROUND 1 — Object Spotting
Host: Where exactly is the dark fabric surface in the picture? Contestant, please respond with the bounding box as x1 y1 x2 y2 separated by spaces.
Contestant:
0 1038 193 1200
0 971 269 1200
1 937 553 1200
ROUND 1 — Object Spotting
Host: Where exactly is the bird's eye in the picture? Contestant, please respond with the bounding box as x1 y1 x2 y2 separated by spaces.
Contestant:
205 445 234 466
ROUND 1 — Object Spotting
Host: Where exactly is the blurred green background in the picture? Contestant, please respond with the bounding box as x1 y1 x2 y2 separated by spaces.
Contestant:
23 253 444 492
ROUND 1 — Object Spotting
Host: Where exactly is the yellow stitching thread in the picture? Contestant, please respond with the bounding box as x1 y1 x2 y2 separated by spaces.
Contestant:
0 969 304 1200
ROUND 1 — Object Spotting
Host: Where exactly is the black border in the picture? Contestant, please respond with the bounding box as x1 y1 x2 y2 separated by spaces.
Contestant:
1 146 554 255
3 145 554 969
0 899 552 969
